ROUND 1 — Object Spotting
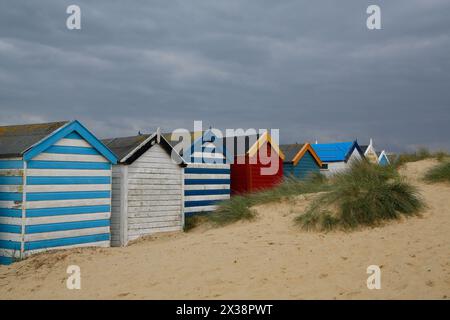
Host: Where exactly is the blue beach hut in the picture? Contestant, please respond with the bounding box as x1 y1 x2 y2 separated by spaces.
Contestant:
0 120 117 264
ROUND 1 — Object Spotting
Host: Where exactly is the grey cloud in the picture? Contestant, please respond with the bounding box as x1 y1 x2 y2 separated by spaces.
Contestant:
0 0 449 152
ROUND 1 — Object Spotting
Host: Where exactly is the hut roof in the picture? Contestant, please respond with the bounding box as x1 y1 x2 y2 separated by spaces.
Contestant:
312 141 362 163
102 134 151 162
279 143 322 167
0 121 68 158
102 132 185 166
279 143 306 162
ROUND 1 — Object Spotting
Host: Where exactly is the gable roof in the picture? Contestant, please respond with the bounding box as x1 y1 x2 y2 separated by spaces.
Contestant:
312 141 362 163
0 120 117 163
0 121 68 158
280 143 322 167
102 132 185 166
360 145 369 153
163 129 231 163
377 150 390 165
227 131 285 160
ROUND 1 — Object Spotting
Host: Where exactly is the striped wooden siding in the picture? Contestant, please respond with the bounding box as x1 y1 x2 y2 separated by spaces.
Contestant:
111 144 183 247
284 151 320 180
184 163 230 215
0 132 113 265
0 158 24 264
184 136 230 215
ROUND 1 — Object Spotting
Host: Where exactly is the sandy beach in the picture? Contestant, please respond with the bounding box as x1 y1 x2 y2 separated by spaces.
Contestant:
0 159 449 299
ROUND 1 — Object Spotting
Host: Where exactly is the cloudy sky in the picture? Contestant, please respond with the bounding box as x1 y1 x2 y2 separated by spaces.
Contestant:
0 1 449 152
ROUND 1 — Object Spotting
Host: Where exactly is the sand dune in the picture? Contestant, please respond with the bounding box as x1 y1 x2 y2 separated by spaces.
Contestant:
0 159 449 299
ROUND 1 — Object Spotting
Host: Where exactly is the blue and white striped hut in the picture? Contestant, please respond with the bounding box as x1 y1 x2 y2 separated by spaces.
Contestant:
0 120 117 265
165 129 231 216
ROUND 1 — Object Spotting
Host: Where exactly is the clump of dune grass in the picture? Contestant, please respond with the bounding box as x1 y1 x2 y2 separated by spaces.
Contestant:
395 148 449 167
296 161 424 231
423 161 450 183
198 173 329 227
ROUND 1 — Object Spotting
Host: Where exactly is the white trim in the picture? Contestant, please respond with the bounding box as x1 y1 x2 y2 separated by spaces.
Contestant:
0 169 23 176
0 249 21 259
0 217 21 225
27 169 111 177
26 198 111 209
26 184 111 192
24 226 110 242
184 205 218 213
0 201 21 209
0 232 22 242
185 194 230 202
53 138 92 148
185 173 230 179
184 184 230 190
24 240 109 256
25 212 111 225
32 153 108 163
119 165 128 246
120 133 157 163
0 185 22 192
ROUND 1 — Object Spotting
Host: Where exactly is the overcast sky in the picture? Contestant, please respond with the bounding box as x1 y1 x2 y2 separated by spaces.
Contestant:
0 1 449 152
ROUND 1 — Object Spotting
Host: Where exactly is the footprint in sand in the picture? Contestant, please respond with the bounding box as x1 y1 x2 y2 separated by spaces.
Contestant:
117 292 130 297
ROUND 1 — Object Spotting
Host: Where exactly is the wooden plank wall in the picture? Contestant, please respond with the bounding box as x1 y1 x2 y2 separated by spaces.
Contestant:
0 158 24 265
185 140 230 215
116 143 184 245
9 131 112 263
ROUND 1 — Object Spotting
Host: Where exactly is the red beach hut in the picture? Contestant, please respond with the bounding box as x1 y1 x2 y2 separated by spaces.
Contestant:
228 132 285 194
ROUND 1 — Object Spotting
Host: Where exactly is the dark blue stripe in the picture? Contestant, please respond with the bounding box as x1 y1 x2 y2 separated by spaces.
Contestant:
0 256 14 265
185 168 230 174
25 233 110 250
185 189 230 196
44 146 100 155
184 199 222 207
0 224 21 233
190 158 226 164
64 132 84 140
27 161 111 170
26 205 111 217
27 176 110 185
26 219 110 234
0 192 22 201
0 208 22 218
185 211 213 217
0 177 23 185
0 240 21 250
27 191 110 201
185 179 230 185
0 160 23 169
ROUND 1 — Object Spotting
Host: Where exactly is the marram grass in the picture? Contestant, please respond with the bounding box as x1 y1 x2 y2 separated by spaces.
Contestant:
185 173 329 229
296 161 424 231
423 161 450 183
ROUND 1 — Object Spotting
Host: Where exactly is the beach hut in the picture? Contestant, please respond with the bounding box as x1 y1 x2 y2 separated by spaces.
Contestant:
164 129 231 216
360 139 379 164
0 121 117 265
377 150 390 166
312 141 364 176
361 139 391 166
102 131 185 247
280 143 322 180
228 132 285 194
